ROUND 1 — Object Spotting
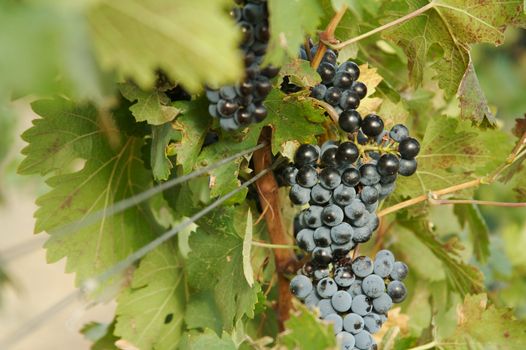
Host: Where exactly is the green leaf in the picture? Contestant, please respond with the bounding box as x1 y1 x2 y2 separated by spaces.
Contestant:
441 294 526 348
18 98 158 284
278 59 320 88
266 0 323 65
179 330 236 350
119 83 182 125
278 304 337 350
187 206 260 330
185 291 223 335
394 116 513 206
150 124 179 181
115 244 186 350
400 216 484 296
382 0 526 123
458 61 496 126
454 204 490 263
242 209 255 287
87 0 243 91
81 321 118 350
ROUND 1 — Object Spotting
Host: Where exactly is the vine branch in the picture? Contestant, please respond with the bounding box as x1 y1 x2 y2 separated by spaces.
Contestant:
253 126 297 331
311 4 348 70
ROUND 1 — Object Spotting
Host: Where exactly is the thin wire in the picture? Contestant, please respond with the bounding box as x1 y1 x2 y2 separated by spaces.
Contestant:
0 142 266 262
0 164 275 349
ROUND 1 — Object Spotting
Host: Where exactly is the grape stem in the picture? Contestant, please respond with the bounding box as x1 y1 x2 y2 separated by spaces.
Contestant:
253 126 297 330
323 2 436 50
378 130 526 216
311 4 348 70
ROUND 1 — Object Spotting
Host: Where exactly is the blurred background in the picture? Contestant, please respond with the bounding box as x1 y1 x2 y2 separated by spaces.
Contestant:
0 16 525 350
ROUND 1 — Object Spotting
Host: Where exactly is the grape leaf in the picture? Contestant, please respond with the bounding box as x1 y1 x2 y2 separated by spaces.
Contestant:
185 291 223 335
187 206 260 330
87 0 243 91
278 59 320 88
278 303 337 350
150 124 179 181
394 116 513 203
399 216 484 296
266 0 322 65
441 294 526 348
18 98 159 284
81 321 118 350
458 61 496 127
382 0 526 124
179 330 236 350
119 83 182 125
454 204 490 263
242 209 255 287
115 244 186 350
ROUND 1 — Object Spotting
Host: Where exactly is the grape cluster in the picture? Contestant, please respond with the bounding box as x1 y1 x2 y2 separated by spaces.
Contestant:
290 250 408 350
206 0 280 130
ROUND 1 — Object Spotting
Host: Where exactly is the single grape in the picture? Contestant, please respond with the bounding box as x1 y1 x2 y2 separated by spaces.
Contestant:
234 107 252 125
348 280 363 297
311 84 327 100
304 205 324 228
242 3 264 23
333 184 356 206
344 199 366 221
387 281 407 303
372 293 393 314
352 210 371 228
330 222 354 244
340 90 361 110
252 104 268 122
398 137 420 159
314 267 330 280
361 114 384 137
373 254 394 278
352 225 373 243
380 173 397 184
322 205 345 227
337 331 356 350
296 228 316 253
362 274 386 298
294 144 319 166
219 86 237 100
351 295 373 316
313 226 332 247
363 313 383 334
281 166 298 186
296 165 318 188
310 184 332 204
255 76 272 97
321 147 338 167
389 124 409 142
317 277 339 298
376 154 400 176
318 62 337 84
365 201 379 213
208 104 219 118
331 240 356 259
339 110 362 133
359 164 381 185
341 167 361 187
219 117 239 131
379 182 396 199
289 184 310 205
313 247 333 266
338 61 360 80
318 299 337 318
351 81 367 99
301 261 314 277
334 71 353 88
398 158 417 176
360 186 379 205
320 167 342 189
323 49 338 64
325 86 342 106
352 256 374 278
343 313 365 334
376 250 395 262
206 89 220 103
289 275 313 299
261 65 280 78
332 290 353 312
217 99 238 116
324 313 343 334
354 330 373 350
336 142 359 166
304 290 321 310
334 265 355 288
390 261 409 281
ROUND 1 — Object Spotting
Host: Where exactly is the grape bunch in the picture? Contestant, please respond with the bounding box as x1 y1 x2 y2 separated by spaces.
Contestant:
206 0 280 130
290 250 408 350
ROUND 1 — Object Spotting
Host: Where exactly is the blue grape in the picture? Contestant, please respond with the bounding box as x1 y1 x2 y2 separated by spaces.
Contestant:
365 201 379 213
317 277 338 298
387 281 407 303
375 250 395 263
318 299 336 318
390 261 409 281
304 205 324 228
352 225 373 243
296 165 318 187
362 275 385 298
398 158 417 176
347 280 363 297
314 267 330 280
334 266 355 288
354 330 373 350
367 214 380 232
343 313 365 334
352 256 374 277
333 184 356 206
313 247 333 266
337 331 356 350
351 295 373 316
313 226 332 247
289 184 311 205
379 181 396 199
363 313 383 334
304 290 321 309
331 240 355 258
320 167 342 189
344 199 366 221
359 164 381 185
332 290 353 312
373 255 394 278
352 210 370 227
324 313 343 334
330 222 354 244
372 293 393 314
360 186 379 205
296 228 316 253
322 204 344 227
389 124 409 142
290 275 313 299
311 84 327 100
281 166 298 186
311 184 332 204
